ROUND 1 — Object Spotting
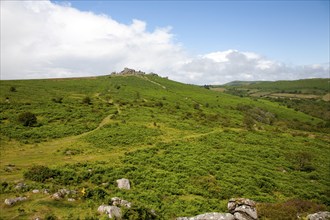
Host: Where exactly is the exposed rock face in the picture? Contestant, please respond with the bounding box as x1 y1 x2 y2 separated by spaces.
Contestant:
116 178 131 190
228 198 257 220
4 197 27 206
97 205 122 219
307 212 330 220
111 197 132 208
176 212 235 220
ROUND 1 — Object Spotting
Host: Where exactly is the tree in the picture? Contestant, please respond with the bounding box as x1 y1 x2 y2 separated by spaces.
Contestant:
18 112 37 126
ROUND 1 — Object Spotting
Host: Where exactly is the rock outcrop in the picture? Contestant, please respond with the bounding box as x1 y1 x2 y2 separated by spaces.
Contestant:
97 205 122 219
177 198 257 220
177 212 235 220
4 197 27 206
116 178 131 190
228 198 257 220
307 211 330 220
119 68 145 75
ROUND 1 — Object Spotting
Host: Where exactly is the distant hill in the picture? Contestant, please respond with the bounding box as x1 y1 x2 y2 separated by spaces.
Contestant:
0 73 329 219
222 78 329 92
211 78 330 122
222 80 268 86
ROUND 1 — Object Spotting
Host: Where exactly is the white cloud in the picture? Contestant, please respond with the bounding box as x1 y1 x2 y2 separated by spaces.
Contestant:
178 50 329 84
1 1 329 84
1 1 184 79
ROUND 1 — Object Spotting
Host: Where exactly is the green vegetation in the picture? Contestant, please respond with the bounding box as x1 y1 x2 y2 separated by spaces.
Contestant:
0 75 329 219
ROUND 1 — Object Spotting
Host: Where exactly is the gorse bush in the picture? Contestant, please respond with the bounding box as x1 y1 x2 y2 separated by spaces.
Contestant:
82 96 92 105
18 111 37 126
9 86 16 92
24 165 59 182
257 199 327 220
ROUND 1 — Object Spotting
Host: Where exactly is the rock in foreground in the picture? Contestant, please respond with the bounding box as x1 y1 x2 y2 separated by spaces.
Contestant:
97 205 122 219
228 198 257 220
307 211 330 220
177 212 235 220
177 198 257 220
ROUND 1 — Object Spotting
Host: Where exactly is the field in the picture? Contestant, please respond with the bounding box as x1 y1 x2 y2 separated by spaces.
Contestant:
0 74 329 219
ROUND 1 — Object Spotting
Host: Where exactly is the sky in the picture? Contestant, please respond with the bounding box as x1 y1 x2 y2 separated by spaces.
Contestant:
1 0 329 84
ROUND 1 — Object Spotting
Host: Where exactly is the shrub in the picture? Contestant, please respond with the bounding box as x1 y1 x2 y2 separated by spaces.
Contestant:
18 112 37 126
44 213 57 220
51 97 63 103
9 86 16 92
288 151 315 172
82 96 92 105
122 206 159 220
83 187 108 200
24 165 59 182
257 199 326 219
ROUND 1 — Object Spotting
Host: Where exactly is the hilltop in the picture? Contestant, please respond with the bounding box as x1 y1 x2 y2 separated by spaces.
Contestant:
0 73 329 219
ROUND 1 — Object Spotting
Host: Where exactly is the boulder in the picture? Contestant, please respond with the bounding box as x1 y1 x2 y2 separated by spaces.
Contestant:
307 211 330 220
116 178 130 190
98 205 122 219
176 212 235 220
32 189 40 193
4 197 27 206
68 198 76 202
228 198 257 220
111 197 132 208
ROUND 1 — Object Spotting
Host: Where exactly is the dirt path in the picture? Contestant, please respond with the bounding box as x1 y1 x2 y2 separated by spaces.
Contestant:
138 75 167 89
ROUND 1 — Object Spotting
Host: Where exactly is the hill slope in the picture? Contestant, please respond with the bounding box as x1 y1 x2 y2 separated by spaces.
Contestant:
0 74 329 219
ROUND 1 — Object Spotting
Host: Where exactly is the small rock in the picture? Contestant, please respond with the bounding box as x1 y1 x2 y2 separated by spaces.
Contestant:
307 211 330 220
68 198 75 202
43 189 50 194
52 192 63 200
111 197 132 208
32 189 40 193
15 182 27 190
4 197 27 206
116 178 130 190
101 182 109 187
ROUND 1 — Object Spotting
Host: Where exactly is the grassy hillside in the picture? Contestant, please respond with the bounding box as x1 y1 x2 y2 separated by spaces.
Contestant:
0 74 329 219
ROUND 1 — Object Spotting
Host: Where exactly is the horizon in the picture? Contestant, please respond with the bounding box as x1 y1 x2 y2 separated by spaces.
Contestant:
1 0 329 84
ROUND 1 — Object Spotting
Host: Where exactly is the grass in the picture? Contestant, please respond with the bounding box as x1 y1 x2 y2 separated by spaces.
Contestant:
0 74 329 219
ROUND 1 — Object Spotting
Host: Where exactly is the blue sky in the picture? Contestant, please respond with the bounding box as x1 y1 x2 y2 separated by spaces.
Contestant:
1 0 329 84
65 0 329 65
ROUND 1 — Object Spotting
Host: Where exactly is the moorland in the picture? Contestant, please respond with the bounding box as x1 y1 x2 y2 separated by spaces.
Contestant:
0 72 329 219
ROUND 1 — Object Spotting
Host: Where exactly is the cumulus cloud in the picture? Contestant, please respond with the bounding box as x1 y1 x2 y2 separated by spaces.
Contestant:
1 1 185 79
177 50 329 84
1 1 328 84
